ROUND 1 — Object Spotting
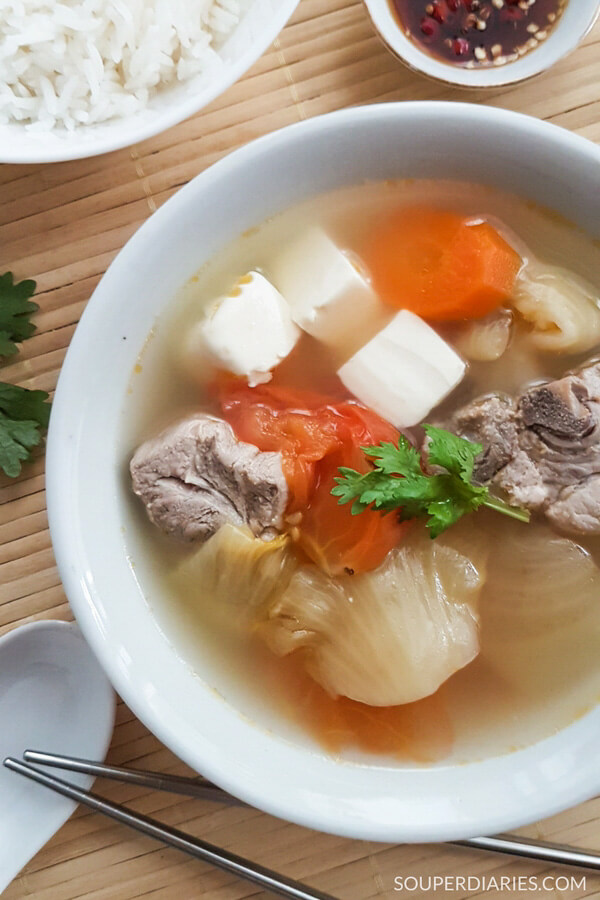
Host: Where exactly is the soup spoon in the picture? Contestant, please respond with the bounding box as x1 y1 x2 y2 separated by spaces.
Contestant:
0 620 115 893
0 622 334 899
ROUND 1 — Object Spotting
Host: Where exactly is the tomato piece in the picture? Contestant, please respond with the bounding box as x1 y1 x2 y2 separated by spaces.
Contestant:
298 400 408 574
300 446 410 575
219 381 407 573
366 207 521 321
219 381 342 510
334 400 400 445
220 381 334 413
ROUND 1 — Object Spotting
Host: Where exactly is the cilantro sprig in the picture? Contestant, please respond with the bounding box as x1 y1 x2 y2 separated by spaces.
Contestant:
0 273 51 477
0 384 51 478
0 272 39 359
332 424 530 538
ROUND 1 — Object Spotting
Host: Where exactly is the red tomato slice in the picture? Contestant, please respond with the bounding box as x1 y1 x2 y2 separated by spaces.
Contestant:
219 381 408 574
219 381 342 510
334 400 400 446
300 445 410 575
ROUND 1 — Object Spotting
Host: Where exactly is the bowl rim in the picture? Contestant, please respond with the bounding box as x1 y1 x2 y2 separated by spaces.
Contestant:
0 0 300 165
46 101 600 842
362 0 600 88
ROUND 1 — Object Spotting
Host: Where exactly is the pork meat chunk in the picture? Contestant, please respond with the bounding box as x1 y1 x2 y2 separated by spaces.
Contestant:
130 414 288 542
444 361 600 534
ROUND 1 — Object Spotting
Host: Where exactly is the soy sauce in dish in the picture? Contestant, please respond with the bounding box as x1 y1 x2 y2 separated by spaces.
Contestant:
389 0 566 67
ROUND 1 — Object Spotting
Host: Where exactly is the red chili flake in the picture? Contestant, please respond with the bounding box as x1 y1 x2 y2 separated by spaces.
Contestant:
453 36 471 53
420 16 439 36
499 6 523 21
430 1 448 22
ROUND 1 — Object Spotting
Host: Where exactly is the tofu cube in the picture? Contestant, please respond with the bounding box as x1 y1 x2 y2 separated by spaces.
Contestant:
269 227 385 356
338 310 466 428
192 271 300 387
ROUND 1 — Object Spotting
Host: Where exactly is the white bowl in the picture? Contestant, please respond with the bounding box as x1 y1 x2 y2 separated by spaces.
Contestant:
0 0 299 165
47 102 600 842
363 0 600 87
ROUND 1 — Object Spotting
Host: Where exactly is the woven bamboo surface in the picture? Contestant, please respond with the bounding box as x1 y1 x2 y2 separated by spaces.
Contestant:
1 1 600 897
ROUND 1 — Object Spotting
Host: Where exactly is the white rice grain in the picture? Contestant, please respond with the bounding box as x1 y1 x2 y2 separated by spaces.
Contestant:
0 0 244 130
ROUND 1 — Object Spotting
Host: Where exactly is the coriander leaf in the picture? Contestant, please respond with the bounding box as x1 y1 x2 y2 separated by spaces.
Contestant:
423 424 482 484
332 468 376 514
0 383 51 428
0 272 39 359
332 468 395 514
388 474 444 517
0 383 51 477
363 437 422 477
0 413 45 478
424 475 487 537
332 425 529 538
425 498 467 538
361 477 409 512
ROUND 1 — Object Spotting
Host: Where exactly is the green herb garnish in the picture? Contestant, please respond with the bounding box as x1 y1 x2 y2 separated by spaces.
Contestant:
0 273 51 477
332 424 530 538
0 383 51 478
0 272 39 359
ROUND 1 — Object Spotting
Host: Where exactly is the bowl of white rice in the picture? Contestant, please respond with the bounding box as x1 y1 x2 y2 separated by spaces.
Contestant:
0 0 299 163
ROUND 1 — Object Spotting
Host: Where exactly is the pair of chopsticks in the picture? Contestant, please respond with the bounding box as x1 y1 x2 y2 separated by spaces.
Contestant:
4 752 600 900
4 751 333 900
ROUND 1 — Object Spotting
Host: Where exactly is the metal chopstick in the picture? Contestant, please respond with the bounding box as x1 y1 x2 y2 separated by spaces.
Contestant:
3 758 336 900
18 750 600 872
454 835 600 870
23 749 240 805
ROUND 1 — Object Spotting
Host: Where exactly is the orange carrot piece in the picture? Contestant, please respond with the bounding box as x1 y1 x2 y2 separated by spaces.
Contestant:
366 207 522 321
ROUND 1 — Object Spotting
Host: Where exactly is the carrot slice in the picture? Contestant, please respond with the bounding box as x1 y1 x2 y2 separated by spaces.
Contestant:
366 207 522 321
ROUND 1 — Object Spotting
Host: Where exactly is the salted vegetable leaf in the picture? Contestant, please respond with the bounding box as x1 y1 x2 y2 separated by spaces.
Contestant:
258 527 486 706
171 524 296 625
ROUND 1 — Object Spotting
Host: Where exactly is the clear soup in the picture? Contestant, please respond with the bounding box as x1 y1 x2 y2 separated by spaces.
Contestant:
122 180 600 765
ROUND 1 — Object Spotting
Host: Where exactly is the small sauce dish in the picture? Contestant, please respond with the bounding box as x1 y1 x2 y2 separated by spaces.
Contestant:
363 0 599 86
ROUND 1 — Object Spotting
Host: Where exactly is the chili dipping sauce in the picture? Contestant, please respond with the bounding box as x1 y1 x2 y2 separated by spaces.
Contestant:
389 0 566 67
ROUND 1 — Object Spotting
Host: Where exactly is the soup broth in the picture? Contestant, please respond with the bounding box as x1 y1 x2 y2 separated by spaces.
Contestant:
123 180 600 764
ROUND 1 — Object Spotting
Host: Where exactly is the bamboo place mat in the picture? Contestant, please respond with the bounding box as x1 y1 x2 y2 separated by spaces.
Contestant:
1 1 600 898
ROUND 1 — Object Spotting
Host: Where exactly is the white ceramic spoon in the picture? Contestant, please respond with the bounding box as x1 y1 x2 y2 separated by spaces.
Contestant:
0 620 115 893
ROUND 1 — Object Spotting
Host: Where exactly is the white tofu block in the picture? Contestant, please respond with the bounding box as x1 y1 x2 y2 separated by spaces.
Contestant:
269 227 384 354
193 271 300 387
338 310 466 428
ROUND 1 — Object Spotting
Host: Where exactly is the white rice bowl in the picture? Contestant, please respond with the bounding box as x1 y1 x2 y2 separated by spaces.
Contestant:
0 0 299 163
